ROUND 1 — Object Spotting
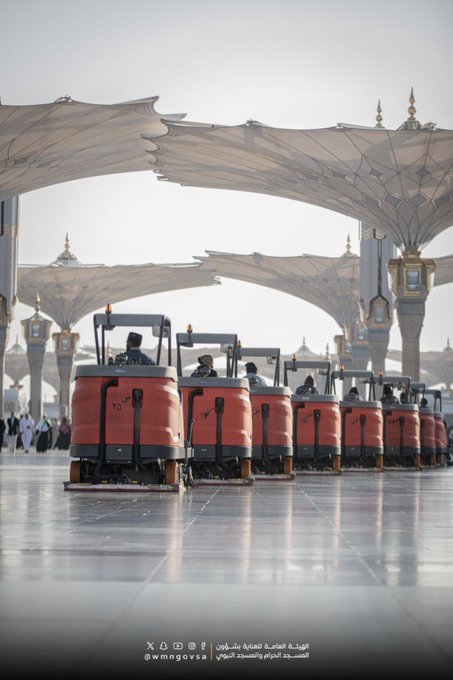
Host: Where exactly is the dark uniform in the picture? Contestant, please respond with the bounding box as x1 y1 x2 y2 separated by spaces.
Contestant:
0 417 6 448
114 332 155 366
7 414 19 436
191 354 217 377
381 385 399 405
124 348 155 365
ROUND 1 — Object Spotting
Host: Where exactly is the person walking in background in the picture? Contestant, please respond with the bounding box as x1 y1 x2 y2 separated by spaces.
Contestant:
6 411 20 453
19 413 35 453
16 414 24 450
55 417 71 450
36 415 52 453
0 415 6 449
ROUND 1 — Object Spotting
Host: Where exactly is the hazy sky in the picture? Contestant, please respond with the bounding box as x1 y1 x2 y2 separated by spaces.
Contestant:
1 0 452 361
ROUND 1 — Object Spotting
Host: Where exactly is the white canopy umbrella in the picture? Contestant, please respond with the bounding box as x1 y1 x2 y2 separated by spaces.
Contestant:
196 243 361 330
431 254 453 286
151 92 453 378
153 113 453 251
18 236 219 330
0 96 184 201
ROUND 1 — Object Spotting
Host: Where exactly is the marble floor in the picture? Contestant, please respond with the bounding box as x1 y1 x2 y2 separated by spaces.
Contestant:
1 451 453 678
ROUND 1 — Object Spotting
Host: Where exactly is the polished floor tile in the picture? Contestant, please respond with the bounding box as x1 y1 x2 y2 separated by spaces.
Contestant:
1 452 453 678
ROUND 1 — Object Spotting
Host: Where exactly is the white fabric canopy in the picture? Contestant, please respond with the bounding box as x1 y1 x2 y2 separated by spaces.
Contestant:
387 346 453 388
0 96 183 201
196 248 360 329
416 347 453 387
196 249 450 330
18 260 218 329
432 255 453 287
153 121 453 251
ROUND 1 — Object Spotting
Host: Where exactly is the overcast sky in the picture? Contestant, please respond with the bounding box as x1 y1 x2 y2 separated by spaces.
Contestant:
1 0 452 361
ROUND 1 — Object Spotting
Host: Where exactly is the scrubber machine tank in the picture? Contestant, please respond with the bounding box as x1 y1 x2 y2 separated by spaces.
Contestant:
411 383 447 466
238 345 293 479
65 310 190 492
177 327 253 485
284 358 341 473
378 375 421 469
331 369 384 470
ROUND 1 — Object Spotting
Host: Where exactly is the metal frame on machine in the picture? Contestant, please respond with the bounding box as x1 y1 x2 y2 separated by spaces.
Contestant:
237 346 281 385
176 330 239 377
93 310 172 366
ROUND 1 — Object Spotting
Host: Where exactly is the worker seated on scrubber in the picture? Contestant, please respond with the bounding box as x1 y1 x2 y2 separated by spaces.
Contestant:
344 386 361 402
191 354 218 377
114 332 155 366
244 362 266 388
381 384 399 405
295 374 319 395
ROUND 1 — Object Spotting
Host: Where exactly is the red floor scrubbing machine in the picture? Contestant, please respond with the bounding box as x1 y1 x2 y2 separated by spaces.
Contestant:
410 383 448 467
284 358 341 473
376 375 421 469
64 309 191 492
177 327 253 485
238 345 293 480
331 369 384 471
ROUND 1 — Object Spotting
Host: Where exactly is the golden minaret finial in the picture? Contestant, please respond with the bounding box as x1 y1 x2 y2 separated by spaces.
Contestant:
54 233 78 264
34 293 41 314
398 87 421 130
408 87 416 120
345 234 352 254
375 100 384 128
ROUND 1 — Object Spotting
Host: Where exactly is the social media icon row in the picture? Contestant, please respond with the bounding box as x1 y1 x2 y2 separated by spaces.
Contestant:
146 641 207 651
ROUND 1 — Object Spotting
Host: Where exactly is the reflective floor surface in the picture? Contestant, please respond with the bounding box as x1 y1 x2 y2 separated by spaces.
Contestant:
1 452 453 678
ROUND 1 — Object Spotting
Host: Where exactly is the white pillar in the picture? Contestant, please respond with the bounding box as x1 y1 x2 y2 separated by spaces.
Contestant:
0 198 19 411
